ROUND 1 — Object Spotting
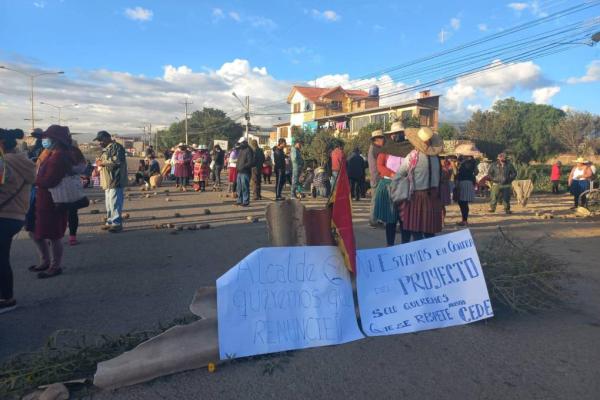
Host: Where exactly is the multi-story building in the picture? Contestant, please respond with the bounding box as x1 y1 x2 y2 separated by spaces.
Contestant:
274 86 440 141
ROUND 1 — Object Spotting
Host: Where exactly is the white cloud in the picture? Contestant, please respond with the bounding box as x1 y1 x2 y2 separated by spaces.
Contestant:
567 60 600 84
478 23 488 31
33 1 45 8
248 16 277 30
508 2 528 11
532 86 560 104
212 8 224 21
311 9 341 22
228 11 241 22
124 6 153 22
467 104 482 113
0 58 290 138
443 59 544 116
450 18 461 30
373 24 385 31
561 105 572 112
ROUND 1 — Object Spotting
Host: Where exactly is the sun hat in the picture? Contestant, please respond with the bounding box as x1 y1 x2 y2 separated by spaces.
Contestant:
370 129 385 140
237 136 247 144
405 127 443 156
30 128 44 139
574 157 588 163
454 143 481 157
43 125 72 146
385 121 405 135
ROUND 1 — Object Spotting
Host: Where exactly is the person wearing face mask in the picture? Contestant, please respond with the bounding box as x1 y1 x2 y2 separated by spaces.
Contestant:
0 128 36 313
29 125 73 279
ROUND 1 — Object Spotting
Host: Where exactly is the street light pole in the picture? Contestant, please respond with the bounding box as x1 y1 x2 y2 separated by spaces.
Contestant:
40 102 78 125
0 66 64 130
180 99 193 145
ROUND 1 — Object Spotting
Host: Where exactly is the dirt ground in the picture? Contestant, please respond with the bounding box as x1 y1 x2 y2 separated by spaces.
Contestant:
3 168 600 399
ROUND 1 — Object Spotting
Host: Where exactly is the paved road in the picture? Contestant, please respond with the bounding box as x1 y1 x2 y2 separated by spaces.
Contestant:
3 181 600 399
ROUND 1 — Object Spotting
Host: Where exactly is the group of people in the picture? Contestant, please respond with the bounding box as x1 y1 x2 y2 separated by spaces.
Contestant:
0 126 127 313
163 143 225 192
551 157 597 208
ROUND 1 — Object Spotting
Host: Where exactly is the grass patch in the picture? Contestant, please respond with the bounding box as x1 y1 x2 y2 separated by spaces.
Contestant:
0 316 198 399
480 227 570 313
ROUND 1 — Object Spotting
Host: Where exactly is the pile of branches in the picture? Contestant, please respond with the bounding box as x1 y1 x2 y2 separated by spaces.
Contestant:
480 227 570 313
0 316 197 399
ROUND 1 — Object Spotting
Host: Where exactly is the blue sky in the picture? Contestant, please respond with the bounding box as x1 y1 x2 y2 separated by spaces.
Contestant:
0 0 599 136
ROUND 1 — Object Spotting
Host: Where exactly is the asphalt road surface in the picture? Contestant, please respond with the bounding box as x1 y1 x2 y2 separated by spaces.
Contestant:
2 179 599 400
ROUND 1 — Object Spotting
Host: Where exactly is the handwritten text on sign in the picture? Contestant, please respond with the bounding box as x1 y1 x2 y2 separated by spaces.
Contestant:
356 229 493 336
217 246 364 360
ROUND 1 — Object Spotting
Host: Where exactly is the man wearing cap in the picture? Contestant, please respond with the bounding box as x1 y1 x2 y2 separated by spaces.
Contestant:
94 131 127 232
235 137 254 206
488 153 517 214
291 138 304 199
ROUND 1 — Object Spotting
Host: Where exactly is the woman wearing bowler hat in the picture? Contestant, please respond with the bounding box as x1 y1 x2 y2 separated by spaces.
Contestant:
30 125 73 279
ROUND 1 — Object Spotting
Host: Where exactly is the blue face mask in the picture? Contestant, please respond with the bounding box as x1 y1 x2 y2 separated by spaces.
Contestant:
41 138 52 149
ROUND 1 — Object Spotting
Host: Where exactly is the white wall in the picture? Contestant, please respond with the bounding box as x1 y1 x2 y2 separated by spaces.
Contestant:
290 91 307 127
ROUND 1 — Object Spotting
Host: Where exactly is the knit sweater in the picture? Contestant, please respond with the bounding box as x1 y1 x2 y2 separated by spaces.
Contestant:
0 151 36 220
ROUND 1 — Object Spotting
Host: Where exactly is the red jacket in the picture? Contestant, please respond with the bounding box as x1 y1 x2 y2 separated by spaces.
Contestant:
331 148 345 172
550 164 561 181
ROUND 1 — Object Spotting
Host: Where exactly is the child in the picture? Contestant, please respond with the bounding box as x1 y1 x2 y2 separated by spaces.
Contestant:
193 146 212 192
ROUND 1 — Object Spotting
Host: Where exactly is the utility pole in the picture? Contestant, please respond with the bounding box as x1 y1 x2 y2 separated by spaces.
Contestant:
245 96 250 141
232 92 250 141
180 99 193 145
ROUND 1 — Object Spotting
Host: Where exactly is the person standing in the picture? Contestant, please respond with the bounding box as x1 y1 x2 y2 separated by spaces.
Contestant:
368 131 385 226
211 144 225 186
33 125 73 278
568 157 593 208
330 142 345 190
262 151 273 184
347 147 366 201
290 138 304 199
94 130 127 233
455 154 478 226
249 139 265 200
0 128 35 313
66 145 89 245
272 138 287 200
397 127 444 241
172 143 191 191
550 160 562 194
235 138 254 206
227 145 239 195
488 153 517 215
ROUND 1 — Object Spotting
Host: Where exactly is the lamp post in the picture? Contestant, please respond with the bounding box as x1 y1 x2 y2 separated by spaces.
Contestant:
0 66 64 130
232 92 250 140
40 102 78 125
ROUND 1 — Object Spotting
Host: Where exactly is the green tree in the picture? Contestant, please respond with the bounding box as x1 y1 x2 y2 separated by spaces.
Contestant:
550 111 600 155
465 98 565 162
438 123 458 140
303 130 340 166
156 107 243 150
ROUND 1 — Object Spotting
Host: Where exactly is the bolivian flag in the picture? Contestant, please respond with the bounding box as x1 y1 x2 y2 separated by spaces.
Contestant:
329 161 356 273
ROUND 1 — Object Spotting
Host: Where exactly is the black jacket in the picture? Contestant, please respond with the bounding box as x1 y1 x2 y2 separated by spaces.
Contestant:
347 151 366 179
253 147 265 169
213 149 225 166
273 146 286 170
236 143 254 174
457 159 478 183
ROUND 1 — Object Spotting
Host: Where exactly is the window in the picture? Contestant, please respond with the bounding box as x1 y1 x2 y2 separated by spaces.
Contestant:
419 109 433 126
401 110 413 121
351 116 370 133
331 101 342 110
370 113 389 128
293 103 301 113
304 101 312 111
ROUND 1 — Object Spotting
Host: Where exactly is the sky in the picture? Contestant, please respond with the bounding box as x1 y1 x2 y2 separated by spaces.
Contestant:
0 0 599 140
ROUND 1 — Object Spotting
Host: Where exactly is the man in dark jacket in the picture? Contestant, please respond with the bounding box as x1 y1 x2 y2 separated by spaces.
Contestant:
249 139 265 200
272 138 287 200
488 153 517 214
235 138 254 206
347 147 366 201
211 144 225 186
